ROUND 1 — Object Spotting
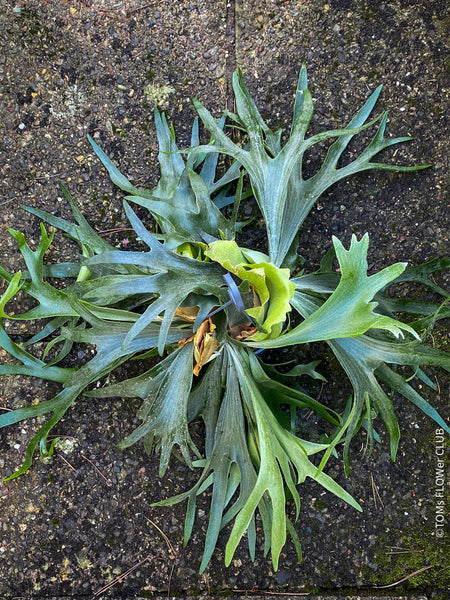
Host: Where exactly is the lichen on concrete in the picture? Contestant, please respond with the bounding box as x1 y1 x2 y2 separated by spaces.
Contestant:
143 83 175 108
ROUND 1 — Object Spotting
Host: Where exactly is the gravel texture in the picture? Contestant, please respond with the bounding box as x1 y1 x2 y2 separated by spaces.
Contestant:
0 0 448 598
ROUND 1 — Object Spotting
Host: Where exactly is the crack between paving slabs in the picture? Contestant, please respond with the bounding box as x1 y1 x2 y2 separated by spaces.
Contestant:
226 0 237 111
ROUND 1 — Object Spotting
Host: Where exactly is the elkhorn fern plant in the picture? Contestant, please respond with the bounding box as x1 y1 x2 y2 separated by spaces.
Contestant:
1 66 449 572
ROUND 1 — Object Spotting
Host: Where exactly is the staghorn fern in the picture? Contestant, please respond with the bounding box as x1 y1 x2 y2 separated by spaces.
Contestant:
0 66 448 572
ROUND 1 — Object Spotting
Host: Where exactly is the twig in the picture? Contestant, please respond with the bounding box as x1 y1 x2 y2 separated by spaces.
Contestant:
385 546 424 555
202 573 211 595
370 472 384 509
98 227 134 236
373 564 434 588
434 374 441 395
316 381 325 402
234 590 309 596
93 554 151 597
57 453 77 472
80 454 112 486
144 516 176 558
167 562 175 600
304 408 313 420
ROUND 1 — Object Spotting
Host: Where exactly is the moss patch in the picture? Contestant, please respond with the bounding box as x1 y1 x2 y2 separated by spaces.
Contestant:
365 523 450 592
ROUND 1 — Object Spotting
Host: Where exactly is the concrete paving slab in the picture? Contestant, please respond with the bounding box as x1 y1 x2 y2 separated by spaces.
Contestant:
3 596 430 600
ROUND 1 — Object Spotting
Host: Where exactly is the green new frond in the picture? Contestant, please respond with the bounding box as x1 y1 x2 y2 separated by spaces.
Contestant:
23 182 115 257
285 269 449 474
154 344 360 572
249 234 419 349
205 240 295 339
225 345 361 570
90 343 199 476
192 67 429 266
84 201 226 353
88 111 242 247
